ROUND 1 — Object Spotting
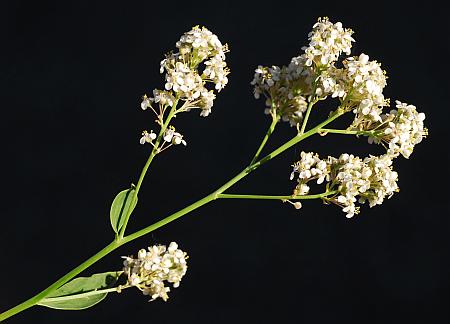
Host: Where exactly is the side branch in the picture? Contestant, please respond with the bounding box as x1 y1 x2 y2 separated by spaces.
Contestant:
318 128 376 136
218 191 337 200
250 114 279 164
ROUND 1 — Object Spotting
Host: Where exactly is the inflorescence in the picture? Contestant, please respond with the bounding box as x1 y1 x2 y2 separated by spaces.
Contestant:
123 242 188 301
139 26 230 151
251 17 427 217
125 17 426 305
291 152 399 218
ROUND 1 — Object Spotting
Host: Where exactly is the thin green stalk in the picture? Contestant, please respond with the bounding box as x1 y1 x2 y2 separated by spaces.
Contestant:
318 128 375 136
0 107 344 322
118 103 178 239
250 114 279 164
299 73 321 135
217 191 337 200
299 99 315 135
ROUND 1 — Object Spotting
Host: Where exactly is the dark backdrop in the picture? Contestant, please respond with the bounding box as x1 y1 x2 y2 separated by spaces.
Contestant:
1 1 449 323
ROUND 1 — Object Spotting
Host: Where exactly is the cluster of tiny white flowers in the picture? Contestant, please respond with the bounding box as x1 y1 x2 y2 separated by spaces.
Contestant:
290 152 330 194
352 100 427 159
315 66 347 98
290 152 399 218
251 17 354 127
160 26 229 117
122 242 188 302
302 17 354 67
164 61 204 98
344 53 388 122
382 101 427 158
333 153 398 218
139 26 229 147
250 65 310 126
141 91 175 111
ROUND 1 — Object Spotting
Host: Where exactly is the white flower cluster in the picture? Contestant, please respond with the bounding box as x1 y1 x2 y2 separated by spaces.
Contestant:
251 65 310 126
302 17 354 67
123 242 188 301
140 126 186 148
141 91 175 110
248 17 427 218
159 25 229 117
290 152 399 218
139 26 228 148
382 101 427 158
251 17 354 127
344 53 388 122
351 100 427 159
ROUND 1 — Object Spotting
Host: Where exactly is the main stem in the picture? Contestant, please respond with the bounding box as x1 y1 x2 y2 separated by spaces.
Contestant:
0 107 343 322
0 240 123 321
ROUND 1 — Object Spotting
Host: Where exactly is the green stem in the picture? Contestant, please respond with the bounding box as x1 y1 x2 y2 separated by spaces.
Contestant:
119 103 178 239
122 108 344 244
250 114 279 164
0 240 123 322
218 191 337 200
299 73 321 135
318 128 375 136
0 107 344 322
299 99 315 135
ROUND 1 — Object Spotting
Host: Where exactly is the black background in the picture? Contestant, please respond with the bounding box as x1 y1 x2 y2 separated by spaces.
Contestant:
1 1 449 323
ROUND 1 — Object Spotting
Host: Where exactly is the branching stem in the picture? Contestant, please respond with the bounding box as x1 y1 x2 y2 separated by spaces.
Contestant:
0 104 344 322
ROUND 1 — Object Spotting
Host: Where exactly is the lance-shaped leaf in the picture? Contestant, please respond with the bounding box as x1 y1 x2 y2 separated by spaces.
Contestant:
38 272 122 310
110 187 138 234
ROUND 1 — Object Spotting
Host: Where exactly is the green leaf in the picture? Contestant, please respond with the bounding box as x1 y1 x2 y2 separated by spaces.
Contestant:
38 272 121 310
110 187 138 234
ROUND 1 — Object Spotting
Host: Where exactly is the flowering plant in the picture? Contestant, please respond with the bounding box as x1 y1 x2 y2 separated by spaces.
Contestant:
0 18 427 321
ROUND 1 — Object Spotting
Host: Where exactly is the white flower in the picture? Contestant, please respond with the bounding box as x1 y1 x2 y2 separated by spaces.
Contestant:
163 127 187 146
198 90 216 117
163 128 174 142
172 132 187 146
140 130 157 145
141 94 152 110
122 242 188 302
